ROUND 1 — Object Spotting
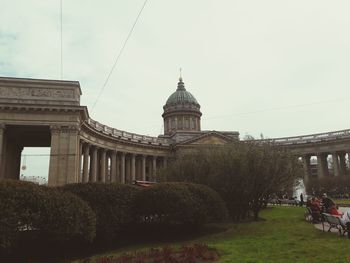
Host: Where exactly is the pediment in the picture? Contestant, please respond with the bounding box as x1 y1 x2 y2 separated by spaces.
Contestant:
178 132 233 146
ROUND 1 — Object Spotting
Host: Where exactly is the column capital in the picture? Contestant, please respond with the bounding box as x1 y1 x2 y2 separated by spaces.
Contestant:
83 143 90 151
50 125 61 134
51 124 80 134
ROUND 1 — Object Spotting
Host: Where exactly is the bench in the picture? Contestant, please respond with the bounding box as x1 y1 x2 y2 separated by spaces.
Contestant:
304 207 321 223
304 207 312 222
321 213 347 235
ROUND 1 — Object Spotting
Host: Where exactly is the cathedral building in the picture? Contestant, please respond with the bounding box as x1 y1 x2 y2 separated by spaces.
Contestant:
0 76 239 186
160 77 239 151
0 75 348 185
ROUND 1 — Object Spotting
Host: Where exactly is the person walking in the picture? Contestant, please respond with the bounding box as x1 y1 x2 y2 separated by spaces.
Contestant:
300 193 304 207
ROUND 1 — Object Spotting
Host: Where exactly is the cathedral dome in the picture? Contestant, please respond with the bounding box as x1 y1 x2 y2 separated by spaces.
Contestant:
165 77 199 106
162 76 202 135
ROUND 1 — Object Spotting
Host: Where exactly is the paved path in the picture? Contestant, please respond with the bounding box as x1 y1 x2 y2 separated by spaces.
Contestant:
313 207 349 235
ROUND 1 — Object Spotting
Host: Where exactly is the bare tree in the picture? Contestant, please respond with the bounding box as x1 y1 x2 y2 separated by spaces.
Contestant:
161 141 303 220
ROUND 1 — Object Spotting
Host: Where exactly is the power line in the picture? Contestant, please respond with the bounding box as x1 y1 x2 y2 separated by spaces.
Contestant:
20 154 77 157
113 96 350 131
91 0 149 112
204 96 350 121
60 0 63 80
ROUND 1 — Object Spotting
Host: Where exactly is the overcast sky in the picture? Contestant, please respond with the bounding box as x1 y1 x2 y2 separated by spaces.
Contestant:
1 0 350 140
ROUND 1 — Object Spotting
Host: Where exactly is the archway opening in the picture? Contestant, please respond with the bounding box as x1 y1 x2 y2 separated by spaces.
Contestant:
20 147 50 185
1 125 51 182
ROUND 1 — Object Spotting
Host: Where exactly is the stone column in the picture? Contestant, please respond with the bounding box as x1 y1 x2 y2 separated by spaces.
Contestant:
100 148 106 182
339 152 347 176
163 157 168 168
120 152 126 184
152 156 157 182
4 143 22 180
131 154 136 182
48 125 80 186
106 153 110 182
142 155 146 181
116 152 120 182
48 127 60 186
82 143 90 183
317 153 328 178
91 146 98 182
332 152 340 177
302 155 311 183
125 155 130 183
111 150 117 182
78 142 83 183
0 124 5 178
135 157 140 180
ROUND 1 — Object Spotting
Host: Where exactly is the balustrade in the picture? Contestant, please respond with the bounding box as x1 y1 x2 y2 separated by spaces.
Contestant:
86 118 171 146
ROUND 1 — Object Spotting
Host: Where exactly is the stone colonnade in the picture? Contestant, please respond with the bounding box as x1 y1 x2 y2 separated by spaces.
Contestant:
302 151 349 182
78 141 168 184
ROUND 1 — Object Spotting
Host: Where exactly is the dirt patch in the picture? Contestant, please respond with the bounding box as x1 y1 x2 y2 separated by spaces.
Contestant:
79 244 219 263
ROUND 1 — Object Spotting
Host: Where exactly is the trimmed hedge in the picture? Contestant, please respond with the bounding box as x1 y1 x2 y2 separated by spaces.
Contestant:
181 183 228 223
62 183 139 241
133 182 228 226
1 180 227 258
0 180 96 254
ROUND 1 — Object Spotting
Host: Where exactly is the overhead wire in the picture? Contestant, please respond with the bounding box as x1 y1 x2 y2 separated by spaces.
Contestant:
122 96 350 131
60 0 63 79
20 1 149 161
90 0 149 112
77 0 149 133
203 96 350 121
21 154 76 157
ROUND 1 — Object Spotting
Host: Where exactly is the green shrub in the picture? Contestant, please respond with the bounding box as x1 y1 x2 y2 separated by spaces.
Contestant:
62 183 139 241
0 180 37 252
36 189 96 244
0 180 96 254
133 182 227 226
181 183 228 223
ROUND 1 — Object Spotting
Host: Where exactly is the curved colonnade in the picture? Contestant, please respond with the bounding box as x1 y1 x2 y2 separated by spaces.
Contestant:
253 129 350 181
76 118 171 184
79 116 350 186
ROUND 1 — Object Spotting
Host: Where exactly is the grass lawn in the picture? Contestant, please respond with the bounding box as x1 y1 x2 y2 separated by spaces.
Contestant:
80 207 350 263
335 199 350 206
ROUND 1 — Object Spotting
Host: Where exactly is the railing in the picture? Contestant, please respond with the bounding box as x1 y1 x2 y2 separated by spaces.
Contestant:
85 118 172 146
86 118 350 147
250 129 350 145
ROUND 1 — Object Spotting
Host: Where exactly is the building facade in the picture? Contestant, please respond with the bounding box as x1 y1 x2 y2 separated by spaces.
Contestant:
0 76 349 186
0 76 238 186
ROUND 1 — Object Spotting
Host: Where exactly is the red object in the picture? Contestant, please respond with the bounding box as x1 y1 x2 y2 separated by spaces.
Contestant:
310 201 321 212
133 180 157 188
329 207 343 217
